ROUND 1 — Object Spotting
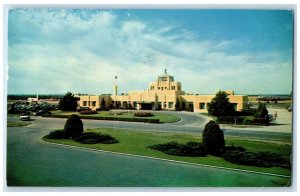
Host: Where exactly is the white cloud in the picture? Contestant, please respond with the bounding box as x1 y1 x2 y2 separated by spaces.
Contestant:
8 9 292 95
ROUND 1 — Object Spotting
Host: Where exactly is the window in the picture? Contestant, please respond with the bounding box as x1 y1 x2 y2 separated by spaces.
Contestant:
171 86 175 90
83 101 87 106
158 87 160 90
178 86 181 90
133 102 137 108
92 101 96 107
200 102 205 109
165 87 167 90
150 86 154 90
168 102 174 109
233 103 238 111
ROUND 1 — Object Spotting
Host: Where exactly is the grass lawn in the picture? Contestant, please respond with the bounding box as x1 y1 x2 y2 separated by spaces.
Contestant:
50 110 180 123
7 121 31 127
44 128 291 177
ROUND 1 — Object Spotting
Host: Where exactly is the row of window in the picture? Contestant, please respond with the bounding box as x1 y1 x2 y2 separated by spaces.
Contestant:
198 102 238 110
150 86 180 90
83 101 96 107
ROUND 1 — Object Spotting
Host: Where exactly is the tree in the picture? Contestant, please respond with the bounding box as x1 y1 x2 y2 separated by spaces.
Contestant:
255 103 269 125
208 91 235 116
202 121 225 156
175 97 180 111
64 114 83 137
101 98 106 110
59 92 78 111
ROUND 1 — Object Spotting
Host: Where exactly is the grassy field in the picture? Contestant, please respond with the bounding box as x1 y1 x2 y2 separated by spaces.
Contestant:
7 121 31 127
50 110 181 123
44 128 291 176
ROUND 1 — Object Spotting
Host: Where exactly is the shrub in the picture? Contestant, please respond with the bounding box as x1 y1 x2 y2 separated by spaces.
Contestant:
44 130 70 139
202 121 225 156
64 114 83 137
216 116 245 124
222 148 290 169
74 132 118 144
134 112 154 117
42 114 160 123
243 116 255 125
253 118 269 126
148 141 207 157
80 110 97 115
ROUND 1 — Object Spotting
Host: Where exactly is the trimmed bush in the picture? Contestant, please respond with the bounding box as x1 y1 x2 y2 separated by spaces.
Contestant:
253 118 269 126
64 114 83 137
80 110 97 115
222 147 290 169
43 114 159 123
134 112 154 117
216 116 245 124
243 116 255 125
44 130 70 139
148 141 207 157
202 121 225 156
74 132 118 144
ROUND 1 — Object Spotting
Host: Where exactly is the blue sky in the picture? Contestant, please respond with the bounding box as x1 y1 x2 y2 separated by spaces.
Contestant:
7 9 293 95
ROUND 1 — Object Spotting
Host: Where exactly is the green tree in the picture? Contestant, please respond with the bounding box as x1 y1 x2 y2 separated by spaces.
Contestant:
59 92 78 111
202 121 225 156
101 98 106 109
175 97 180 111
64 114 83 137
255 103 269 125
208 91 235 116
256 103 268 118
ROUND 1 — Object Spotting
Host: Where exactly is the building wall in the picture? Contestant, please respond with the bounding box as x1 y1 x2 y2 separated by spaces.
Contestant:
79 95 110 110
78 72 248 112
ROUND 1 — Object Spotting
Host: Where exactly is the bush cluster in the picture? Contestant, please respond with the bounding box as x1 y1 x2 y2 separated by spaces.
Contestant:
79 110 97 115
216 116 245 125
222 146 290 169
44 129 70 139
148 141 207 157
134 112 154 117
43 114 159 123
216 116 269 126
74 132 118 144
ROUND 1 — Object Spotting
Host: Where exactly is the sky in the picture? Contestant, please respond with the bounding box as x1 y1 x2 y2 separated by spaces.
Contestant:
7 9 294 95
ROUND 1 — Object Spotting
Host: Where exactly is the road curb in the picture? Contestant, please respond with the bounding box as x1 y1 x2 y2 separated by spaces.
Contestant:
43 140 290 179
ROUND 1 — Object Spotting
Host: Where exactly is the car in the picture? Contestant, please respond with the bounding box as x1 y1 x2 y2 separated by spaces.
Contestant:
35 110 48 116
77 107 91 112
20 114 30 121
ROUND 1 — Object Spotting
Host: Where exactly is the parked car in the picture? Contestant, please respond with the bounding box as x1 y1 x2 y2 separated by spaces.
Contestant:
77 107 91 112
20 113 30 121
35 110 48 116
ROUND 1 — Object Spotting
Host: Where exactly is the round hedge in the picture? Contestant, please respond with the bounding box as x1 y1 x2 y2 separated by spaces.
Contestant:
64 114 83 137
202 120 225 156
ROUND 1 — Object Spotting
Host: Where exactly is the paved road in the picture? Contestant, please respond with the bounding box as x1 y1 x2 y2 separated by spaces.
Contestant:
21 114 291 141
6 126 290 187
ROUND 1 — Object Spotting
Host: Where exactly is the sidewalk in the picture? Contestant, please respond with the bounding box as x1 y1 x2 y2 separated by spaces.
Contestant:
220 108 293 133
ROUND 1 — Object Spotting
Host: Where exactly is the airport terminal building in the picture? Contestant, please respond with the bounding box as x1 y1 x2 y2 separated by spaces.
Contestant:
79 70 248 113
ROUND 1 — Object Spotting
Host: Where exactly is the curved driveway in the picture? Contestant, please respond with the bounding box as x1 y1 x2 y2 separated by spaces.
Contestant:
7 126 290 187
23 111 291 141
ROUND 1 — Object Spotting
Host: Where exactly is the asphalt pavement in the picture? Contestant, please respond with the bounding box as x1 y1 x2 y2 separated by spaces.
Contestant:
19 110 291 141
6 126 290 187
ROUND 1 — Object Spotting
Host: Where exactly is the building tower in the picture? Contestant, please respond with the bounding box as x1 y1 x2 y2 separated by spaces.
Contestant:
113 76 118 96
